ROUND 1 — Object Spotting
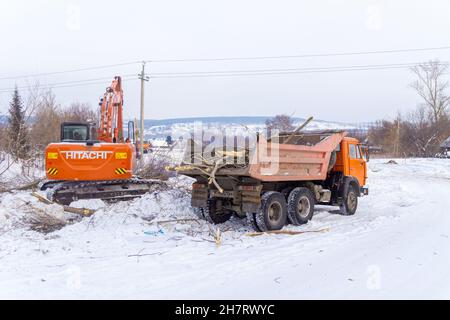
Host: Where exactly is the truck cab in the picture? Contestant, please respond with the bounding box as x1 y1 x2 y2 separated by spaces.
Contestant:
325 137 369 218
334 137 368 189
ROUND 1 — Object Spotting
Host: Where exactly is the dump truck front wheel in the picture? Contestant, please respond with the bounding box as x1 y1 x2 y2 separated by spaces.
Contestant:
255 192 287 231
193 207 206 219
287 187 315 225
340 184 358 215
203 198 233 224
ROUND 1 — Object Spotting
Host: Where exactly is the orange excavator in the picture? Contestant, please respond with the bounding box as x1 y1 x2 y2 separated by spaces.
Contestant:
40 76 161 204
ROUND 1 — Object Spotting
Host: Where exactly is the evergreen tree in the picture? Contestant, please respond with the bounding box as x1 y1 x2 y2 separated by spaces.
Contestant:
7 87 29 159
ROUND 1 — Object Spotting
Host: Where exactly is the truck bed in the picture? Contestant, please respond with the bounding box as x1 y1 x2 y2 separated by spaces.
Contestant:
178 130 347 182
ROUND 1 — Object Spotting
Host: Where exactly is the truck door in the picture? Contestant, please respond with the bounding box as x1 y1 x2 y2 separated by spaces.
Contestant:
348 143 366 186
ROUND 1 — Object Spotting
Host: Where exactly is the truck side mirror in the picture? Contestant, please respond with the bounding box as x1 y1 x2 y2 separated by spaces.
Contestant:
361 144 370 162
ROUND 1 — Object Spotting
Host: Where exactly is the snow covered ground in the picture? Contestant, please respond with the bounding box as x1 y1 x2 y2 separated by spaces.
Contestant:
0 158 449 299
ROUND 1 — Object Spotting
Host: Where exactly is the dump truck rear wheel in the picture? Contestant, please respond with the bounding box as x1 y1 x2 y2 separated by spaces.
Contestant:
204 199 233 224
287 187 315 225
281 187 293 200
340 184 358 216
255 192 287 231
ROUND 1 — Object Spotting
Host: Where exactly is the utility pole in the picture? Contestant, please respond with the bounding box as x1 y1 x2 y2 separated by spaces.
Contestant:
138 61 149 163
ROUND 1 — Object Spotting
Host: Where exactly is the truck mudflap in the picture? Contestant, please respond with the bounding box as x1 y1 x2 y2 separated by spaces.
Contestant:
190 182 263 212
191 183 208 207
239 184 263 212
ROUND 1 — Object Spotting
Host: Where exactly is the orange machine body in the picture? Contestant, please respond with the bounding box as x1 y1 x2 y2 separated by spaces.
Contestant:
45 76 137 182
98 77 124 143
46 142 135 181
332 137 367 187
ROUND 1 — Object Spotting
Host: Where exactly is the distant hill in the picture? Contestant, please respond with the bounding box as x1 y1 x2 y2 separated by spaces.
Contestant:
141 116 357 140
0 114 360 140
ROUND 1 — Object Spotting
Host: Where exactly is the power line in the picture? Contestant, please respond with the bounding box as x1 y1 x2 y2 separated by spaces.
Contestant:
0 75 138 93
1 46 449 90
151 60 450 77
0 61 140 81
146 46 450 63
1 45 450 81
0 75 137 92
149 60 450 78
0 59 448 91
150 68 400 79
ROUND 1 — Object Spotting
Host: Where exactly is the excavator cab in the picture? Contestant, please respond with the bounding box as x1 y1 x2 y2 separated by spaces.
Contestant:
60 122 99 144
61 122 90 142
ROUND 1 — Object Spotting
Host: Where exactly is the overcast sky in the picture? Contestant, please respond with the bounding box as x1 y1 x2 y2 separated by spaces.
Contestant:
1 0 450 123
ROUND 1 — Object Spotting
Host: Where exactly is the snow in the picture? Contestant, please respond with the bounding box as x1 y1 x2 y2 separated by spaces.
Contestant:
0 158 449 299
0 153 44 187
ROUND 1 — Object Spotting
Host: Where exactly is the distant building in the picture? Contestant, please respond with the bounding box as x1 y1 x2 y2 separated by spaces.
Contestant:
368 145 383 154
439 136 450 158
442 136 450 150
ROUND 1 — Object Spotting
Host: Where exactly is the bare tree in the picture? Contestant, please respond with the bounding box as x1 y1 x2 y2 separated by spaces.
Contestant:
265 114 295 132
411 60 450 123
30 93 97 148
30 90 63 148
24 82 46 123
368 116 403 156
402 106 446 157
62 102 97 123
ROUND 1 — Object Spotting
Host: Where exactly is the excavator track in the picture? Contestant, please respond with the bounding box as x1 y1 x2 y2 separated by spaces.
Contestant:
41 178 166 205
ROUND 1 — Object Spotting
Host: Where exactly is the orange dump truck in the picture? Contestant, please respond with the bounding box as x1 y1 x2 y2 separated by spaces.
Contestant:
176 130 368 231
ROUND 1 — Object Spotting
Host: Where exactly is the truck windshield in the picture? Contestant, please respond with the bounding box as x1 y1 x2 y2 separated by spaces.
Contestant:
62 125 88 141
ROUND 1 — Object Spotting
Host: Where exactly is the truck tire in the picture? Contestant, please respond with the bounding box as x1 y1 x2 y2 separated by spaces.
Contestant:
255 192 287 231
340 184 358 216
193 207 206 219
246 212 261 232
287 187 315 225
204 198 233 224
281 187 293 200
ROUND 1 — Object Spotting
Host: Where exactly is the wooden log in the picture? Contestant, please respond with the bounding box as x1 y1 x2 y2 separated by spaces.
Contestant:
31 192 96 216
0 179 44 193
155 218 201 224
283 116 314 144
246 227 330 237
31 191 52 204
62 206 96 217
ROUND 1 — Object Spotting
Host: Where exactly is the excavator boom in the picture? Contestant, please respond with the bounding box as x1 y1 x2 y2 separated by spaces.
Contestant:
98 76 124 143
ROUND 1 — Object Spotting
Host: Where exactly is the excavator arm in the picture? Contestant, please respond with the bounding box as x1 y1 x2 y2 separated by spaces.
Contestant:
98 76 124 143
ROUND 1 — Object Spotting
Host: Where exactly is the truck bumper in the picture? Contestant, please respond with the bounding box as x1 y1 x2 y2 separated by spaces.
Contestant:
360 186 369 196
